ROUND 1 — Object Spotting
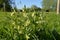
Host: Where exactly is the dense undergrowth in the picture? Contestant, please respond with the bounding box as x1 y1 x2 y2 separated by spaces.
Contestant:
0 12 60 40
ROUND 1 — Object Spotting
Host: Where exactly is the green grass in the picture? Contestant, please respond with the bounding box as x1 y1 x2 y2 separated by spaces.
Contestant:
0 12 60 40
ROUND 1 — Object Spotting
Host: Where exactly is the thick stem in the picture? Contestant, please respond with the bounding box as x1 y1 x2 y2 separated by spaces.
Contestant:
57 0 59 14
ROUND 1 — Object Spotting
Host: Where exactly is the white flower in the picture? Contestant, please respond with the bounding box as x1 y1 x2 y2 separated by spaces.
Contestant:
17 25 20 30
26 34 30 40
23 13 27 17
36 21 39 24
11 12 14 16
19 31 23 34
11 10 15 16
14 26 16 29
32 12 35 17
25 19 30 26
12 22 15 25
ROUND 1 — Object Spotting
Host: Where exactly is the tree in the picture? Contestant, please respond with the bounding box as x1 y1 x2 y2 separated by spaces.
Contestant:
0 0 12 12
57 0 60 14
42 0 57 12
30 5 41 12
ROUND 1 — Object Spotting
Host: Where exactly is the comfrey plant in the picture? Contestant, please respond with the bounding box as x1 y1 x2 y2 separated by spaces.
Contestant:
0 12 60 40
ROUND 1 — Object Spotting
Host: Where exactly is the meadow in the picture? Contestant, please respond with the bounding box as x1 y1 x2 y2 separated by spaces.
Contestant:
0 12 60 40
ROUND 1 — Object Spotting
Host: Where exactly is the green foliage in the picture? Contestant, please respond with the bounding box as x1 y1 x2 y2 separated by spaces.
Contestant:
0 12 60 40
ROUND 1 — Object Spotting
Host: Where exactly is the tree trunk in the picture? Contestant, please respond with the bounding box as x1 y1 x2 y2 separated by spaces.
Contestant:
57 0 59 14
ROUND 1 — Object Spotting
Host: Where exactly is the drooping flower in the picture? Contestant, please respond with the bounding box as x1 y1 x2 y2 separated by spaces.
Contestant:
11 10 15 16
12 21 15 25
19 31 23 34
32 12 35 17
17 25 20 30
26 34 30 40
25 19 30 26
23 13 27 17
